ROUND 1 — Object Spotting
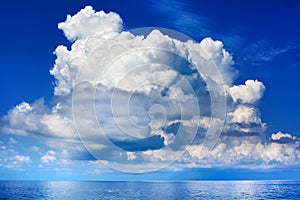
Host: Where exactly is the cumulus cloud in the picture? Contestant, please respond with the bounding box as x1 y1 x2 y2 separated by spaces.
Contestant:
229 106 262 124
271 132 293 140
58 6 122 41
1 6 299 171
227 80 265 104
270 131 298 144
1 99 76 139
184 138 300 167
222 105 267 136
13 155 31 164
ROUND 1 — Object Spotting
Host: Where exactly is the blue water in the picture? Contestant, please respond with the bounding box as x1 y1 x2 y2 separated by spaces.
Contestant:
0 180 300 199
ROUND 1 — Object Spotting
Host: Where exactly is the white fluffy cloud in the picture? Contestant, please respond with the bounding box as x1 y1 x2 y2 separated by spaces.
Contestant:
223 105 267 135
1 6 299 171
270 131 298 144
229 106 262 124
2 99 76 139
14 155 31 164
185 138 300 167
271 132 293 140
227 80 265 104
58 6 122 41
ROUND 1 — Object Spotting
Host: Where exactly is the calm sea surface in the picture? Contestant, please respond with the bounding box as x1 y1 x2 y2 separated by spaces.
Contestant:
0 180 300 199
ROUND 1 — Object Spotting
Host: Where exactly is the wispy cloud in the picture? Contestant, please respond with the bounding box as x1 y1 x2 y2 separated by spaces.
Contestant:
150 0 243 51
150 0 211 39
243 40 299 65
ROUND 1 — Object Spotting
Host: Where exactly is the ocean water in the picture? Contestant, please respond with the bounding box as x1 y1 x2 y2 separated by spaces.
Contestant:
0 180 300 200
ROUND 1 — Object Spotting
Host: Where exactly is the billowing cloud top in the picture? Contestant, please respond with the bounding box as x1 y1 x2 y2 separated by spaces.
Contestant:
1 6 299 173
58 6 122 41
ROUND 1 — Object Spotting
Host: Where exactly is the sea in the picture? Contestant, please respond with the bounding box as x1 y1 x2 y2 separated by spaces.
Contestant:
0 180 300 199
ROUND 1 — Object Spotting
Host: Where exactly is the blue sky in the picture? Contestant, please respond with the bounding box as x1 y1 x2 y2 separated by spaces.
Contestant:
0 0 300 180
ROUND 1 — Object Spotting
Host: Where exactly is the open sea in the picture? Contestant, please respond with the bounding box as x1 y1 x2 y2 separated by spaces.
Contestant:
0 180 300 199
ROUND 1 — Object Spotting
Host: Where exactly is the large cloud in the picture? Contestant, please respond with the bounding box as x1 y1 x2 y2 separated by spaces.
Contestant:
184 138 300 167
1 6 299 171
2 100 76 139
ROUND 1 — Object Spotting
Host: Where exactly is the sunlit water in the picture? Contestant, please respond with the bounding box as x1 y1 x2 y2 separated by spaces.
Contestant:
1 180 300 199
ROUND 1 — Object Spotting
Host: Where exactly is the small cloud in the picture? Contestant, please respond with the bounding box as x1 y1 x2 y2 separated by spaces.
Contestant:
41 150 57 163
227 80 266 104
126 152 137 161
5 155 32 169
14 155 31 163
29 146 40 153
270 131 298 144
8 137 17 145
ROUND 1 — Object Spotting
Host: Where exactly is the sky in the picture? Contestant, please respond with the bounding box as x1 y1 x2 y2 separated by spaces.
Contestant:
0 0 300 180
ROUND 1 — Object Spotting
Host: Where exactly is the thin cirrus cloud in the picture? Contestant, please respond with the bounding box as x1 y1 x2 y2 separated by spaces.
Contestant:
242 40 299 65
1 6 300 172
149 0 244 51
149 0 211 39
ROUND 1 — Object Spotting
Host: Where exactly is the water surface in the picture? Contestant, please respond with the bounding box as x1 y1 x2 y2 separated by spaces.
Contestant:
1 180 300 199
